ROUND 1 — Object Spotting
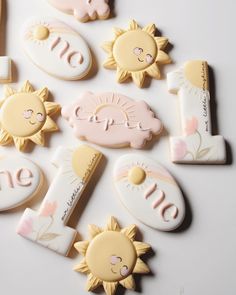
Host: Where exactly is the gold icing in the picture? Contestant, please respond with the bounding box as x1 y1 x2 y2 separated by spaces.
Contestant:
86 231 137 282
184 60 209 91
113 30 157 72
33 25 50 40
74 217 151 295
0 81 60 151
72 145 102 183
1 93 46 137
128 166 146 185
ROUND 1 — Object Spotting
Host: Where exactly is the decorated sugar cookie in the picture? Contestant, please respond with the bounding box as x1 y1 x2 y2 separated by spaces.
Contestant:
167 60 226 163
102 20 171 88
62 92 163 149
0 81 60 151
17 145 103 256
113 154 185 231
0 0 12 83
47 0 110 22
74 217 151 295
0 156 43 211
22 17 92 80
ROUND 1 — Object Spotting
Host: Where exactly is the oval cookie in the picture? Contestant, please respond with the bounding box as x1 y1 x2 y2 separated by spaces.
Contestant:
62 92 163 149
0 156 42 211
113 154 185 231
22 17 92 80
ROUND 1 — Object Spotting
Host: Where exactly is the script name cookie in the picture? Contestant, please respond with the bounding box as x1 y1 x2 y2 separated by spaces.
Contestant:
167 60 226 163
62 92 163 149
22 17 92 80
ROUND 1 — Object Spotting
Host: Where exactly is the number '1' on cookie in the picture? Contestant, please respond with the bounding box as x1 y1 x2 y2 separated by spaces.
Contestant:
17 145 103 256
167 60 226 164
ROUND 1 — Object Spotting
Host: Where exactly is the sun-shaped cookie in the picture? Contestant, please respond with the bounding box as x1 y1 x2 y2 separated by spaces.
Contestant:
102 20 171 88
74 217 151 295
0 81 60 151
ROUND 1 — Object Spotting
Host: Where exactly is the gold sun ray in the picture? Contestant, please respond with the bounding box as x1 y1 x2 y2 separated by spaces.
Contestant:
74 217 151 295
102 20 171 88
0 81 60 151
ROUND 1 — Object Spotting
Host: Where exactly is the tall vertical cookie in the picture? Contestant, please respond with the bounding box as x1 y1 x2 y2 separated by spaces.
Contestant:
0 156 43 211
113 154 185 231
102 20 171 88
167 60 226 163
0 0 12 83
17 145 103 256
22 17 92 80
47 0 110 22
0 81 60 151
62 92 163 149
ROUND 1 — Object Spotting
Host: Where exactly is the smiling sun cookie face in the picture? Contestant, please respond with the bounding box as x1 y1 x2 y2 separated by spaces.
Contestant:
74 217 151 295
0 81 60 151
102 20 171 87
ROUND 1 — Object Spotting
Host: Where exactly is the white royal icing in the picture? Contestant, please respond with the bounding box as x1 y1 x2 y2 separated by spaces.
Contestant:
0 156 42 211
21 17 92 80
17 145 102 256
0 55 12 83
113 154 185 231
167 60 226 164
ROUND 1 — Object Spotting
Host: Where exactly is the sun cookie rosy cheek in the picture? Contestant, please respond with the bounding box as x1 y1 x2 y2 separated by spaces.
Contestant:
22 17 92 80
167 60 226 164
113 154 185 231
0 156 42 211
62 92 163 149
17 145 103 256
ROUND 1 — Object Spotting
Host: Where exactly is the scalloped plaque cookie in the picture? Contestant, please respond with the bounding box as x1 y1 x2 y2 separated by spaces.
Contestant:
62 92 163 149
48 0 110 22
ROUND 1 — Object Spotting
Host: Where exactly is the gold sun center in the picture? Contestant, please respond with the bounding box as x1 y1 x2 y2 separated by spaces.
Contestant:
128 166 146 185
33 25 50 40
86 231 137 282
1 93 46 137
113 30 157 71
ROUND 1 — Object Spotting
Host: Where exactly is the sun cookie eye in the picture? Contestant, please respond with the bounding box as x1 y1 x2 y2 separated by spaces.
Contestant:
110 255 122 265
36 112 45 122
146 54 154 64
23 109 33 119
133 47 143 56
120 265 129 277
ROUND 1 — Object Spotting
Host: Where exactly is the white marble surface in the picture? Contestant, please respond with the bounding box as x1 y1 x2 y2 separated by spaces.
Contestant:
0 0 235 294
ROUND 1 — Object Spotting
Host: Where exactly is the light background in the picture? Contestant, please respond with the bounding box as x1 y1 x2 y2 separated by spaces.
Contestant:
0 0 236 294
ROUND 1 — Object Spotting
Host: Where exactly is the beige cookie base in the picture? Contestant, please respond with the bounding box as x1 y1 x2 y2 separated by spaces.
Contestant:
78 10 110 23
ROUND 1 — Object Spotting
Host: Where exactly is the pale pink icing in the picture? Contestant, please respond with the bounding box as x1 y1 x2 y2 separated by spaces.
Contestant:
62 92 163 149
15 168 33 187
48 0 110 20
0 171 14 188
